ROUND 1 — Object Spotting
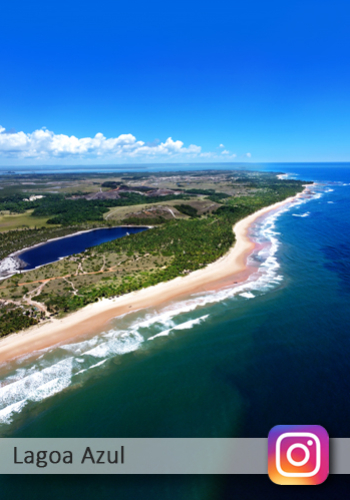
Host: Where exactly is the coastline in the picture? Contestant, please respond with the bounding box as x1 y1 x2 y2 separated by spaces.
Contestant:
0 190 308 365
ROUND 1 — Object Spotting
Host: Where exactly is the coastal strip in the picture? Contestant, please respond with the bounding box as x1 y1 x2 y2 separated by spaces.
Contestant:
0 189 309 365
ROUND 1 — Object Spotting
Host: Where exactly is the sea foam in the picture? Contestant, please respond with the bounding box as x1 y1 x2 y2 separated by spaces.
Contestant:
292 212 310 217
0 185 325 425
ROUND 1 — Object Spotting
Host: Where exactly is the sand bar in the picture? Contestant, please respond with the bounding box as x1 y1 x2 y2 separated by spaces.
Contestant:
0 190 308 365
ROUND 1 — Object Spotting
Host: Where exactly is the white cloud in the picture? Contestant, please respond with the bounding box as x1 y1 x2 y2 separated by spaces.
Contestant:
246 152 252 158
220 150 237 159
0 125 247 164
0 126 202 160
199 152 214 158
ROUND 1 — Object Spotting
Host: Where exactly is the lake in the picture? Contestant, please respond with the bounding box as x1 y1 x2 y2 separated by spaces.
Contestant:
18 226 148 270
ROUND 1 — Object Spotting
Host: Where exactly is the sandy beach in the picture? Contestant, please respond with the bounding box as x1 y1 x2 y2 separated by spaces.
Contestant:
0 191 307 365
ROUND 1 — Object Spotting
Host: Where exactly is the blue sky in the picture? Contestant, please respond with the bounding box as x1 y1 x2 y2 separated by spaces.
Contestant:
0 0 349 164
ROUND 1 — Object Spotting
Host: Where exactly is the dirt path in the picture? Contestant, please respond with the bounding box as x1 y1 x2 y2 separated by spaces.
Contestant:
23 282 49 315
0 298 22 308
166 208 176 218
75 262 84 275
63 277 78 295
0 254 115 313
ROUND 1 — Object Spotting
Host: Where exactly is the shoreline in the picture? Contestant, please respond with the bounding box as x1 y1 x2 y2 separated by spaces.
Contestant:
0 189 309 365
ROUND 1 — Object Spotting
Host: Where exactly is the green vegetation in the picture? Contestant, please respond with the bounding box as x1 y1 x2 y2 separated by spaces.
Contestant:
32 193 188 225
37 215 235 313
184 188 216 195
32 196 110 224
207 193 231 203
174 204 199 217
184 189 231 201
0 170 311 335
35 179 307 315
0 303 39 337
122 216 167 225
0 210 53 231
223 180 306 216
101 181 123 189
0 225 100 260
0 194 42 214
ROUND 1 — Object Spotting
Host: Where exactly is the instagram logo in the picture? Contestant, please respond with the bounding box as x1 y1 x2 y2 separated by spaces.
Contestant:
268 425 329 485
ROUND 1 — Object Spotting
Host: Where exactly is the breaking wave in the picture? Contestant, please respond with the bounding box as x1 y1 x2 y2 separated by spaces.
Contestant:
239 292 255 299
0 185 325 425
292 212 310 217
148 315 209 340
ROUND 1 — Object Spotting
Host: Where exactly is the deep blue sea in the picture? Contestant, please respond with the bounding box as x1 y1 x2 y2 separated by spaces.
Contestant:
18 226 147 270
0 164 349 499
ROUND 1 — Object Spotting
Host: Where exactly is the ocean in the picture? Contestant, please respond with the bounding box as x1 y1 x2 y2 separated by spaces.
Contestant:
0 163 349 499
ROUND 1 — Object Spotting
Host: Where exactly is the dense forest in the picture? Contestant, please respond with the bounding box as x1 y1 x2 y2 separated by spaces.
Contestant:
0 193 42 214
0 304 39 337
174 204 199 217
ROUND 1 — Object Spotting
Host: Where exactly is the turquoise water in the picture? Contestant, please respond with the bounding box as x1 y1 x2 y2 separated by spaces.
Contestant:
0 164 349 498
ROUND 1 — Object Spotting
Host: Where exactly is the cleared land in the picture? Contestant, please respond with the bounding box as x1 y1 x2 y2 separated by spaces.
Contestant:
0 210 54 231
104 197 221 222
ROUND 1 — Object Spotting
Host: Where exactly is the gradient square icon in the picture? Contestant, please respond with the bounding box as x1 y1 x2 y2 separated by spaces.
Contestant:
268 425 329 485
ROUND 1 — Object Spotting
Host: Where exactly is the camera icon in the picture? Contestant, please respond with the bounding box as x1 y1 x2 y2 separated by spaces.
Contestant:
268 425 329 485
276 432 320 477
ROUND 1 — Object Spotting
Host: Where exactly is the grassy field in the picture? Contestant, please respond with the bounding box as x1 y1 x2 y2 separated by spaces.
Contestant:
0 210 53 232
104 197 221 221
0 245 171 305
